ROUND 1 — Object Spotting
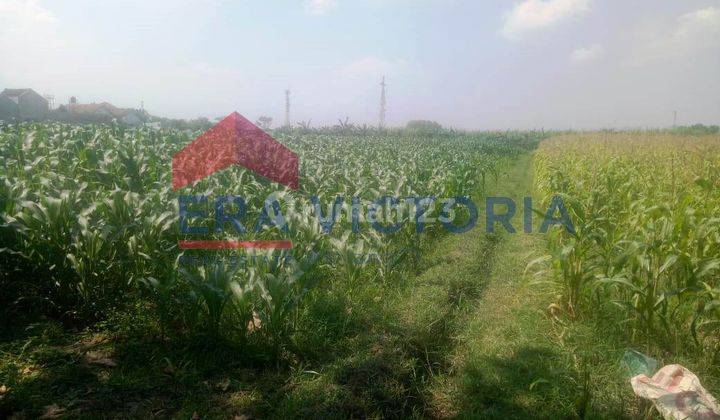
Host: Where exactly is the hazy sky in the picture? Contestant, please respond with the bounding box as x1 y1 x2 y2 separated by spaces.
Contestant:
1 0 719 129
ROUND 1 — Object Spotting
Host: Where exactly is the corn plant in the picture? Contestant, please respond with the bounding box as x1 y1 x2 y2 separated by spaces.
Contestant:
0 121 534 350
535 132 720 351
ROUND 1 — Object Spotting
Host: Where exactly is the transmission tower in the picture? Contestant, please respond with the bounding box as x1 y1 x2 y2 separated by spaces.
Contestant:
285 89 291 127
379 76 386 129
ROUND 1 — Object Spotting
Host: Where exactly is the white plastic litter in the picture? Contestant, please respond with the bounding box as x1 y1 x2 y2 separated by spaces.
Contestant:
631 364 720 420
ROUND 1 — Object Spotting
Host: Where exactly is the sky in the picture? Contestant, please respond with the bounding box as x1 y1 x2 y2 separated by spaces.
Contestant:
1 0 719 129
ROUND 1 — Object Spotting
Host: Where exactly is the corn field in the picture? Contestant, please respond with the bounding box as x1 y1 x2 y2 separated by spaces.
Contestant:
0 121 534 350
535 133 720 355
3 121 720 417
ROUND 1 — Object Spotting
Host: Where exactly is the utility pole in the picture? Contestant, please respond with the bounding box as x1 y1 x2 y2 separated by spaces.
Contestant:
285 89 291 127
672 110 677 128
379 76 386 129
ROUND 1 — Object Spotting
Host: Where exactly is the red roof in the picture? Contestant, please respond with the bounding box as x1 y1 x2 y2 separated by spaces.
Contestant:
69 102 134 118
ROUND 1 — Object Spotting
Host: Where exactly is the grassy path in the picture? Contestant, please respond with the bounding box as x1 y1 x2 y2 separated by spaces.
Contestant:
334 152 588 418
415 152 646 419
376 152 580 417
421 153 586 418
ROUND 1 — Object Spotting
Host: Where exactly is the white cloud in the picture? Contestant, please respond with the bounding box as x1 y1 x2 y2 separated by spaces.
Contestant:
304 0 336 16
501 0 590 39
674 7 720 49
625 6 720 66
571 44 604 63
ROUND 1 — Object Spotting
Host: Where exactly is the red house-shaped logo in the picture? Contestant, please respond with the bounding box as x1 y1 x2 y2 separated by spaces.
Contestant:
172 112 299 190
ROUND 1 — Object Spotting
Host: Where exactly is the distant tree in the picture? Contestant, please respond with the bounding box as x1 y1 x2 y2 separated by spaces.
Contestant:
188 117 212 130
406 120 443 133
670 124 719 135
150 116 213 131
337 116 353 130
256 116 273 130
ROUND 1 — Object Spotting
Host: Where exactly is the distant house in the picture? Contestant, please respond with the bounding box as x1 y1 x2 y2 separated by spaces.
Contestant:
64 101 147 126
0 88 49 120
68 102 118 121
0 95 16 121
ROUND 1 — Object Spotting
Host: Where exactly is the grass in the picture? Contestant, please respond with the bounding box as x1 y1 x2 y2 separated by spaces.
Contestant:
418 153 589 418
427 155 580 417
